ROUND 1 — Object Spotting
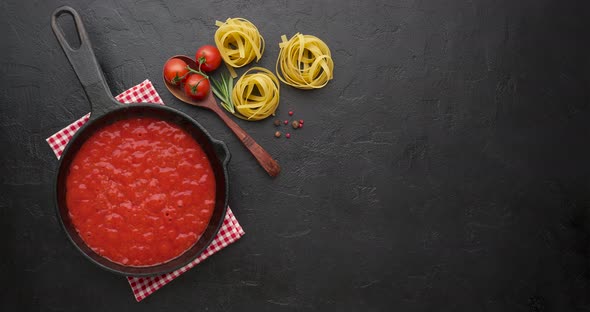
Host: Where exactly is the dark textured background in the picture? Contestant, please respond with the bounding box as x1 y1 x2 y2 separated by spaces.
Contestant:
2 0 590 310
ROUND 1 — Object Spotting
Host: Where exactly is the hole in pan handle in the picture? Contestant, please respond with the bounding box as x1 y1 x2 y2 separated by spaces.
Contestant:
51 6 120 120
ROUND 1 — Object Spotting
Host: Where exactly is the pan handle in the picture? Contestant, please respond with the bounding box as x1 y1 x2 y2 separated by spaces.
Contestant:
211 138 231 168
51 6 119 120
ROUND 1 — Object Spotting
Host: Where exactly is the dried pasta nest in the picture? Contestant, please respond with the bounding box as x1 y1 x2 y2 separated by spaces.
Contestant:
231 67 280 121
215 18 265 71
276 33 334 89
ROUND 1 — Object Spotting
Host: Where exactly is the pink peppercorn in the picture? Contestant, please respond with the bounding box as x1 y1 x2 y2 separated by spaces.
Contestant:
299 119 304 124
286 133 291 139
299 123 303 128
289 111 294 116
284 120 288 125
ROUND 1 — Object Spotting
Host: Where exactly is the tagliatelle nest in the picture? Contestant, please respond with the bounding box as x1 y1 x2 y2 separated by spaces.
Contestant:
231 67 280 121
276 33 334 89
214 18 265 71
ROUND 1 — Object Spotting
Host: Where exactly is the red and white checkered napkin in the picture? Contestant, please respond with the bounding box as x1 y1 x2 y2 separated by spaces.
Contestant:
46 79 245 302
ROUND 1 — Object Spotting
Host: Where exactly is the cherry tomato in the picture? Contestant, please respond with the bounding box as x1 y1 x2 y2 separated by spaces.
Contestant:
163 58 189 86
195 45 222 72
183 74 210 100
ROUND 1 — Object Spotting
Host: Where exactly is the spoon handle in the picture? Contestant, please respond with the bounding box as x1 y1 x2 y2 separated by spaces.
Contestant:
209 104 281 177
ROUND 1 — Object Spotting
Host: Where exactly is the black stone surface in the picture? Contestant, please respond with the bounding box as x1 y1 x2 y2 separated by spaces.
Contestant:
2 0 590 310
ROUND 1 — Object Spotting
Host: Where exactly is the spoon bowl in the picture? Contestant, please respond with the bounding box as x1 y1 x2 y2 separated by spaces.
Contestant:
163 55 281 177
163 55 218 109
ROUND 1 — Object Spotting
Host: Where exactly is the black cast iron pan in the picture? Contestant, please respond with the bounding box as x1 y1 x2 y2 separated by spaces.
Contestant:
51 6 230 276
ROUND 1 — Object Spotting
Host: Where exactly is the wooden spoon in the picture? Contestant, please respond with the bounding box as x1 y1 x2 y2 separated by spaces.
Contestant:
163 55 281 177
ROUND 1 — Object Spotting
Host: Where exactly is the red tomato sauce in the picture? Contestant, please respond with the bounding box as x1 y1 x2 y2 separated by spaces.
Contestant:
66 117 216 266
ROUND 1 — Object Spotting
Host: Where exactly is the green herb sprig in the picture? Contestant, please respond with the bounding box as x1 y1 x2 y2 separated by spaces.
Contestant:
210 72 235 113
